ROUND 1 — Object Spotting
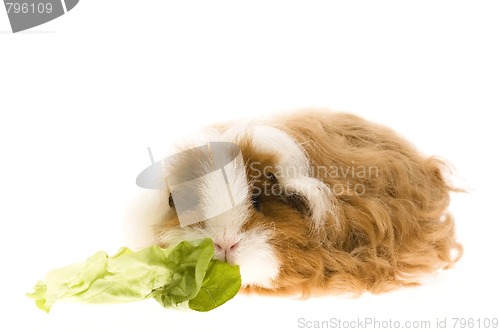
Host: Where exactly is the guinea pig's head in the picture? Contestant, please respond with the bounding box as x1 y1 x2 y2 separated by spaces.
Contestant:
156 125 333 289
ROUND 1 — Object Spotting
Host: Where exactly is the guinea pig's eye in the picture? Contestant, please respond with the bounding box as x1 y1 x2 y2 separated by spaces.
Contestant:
168 193 175 208
251 194 262 211
265 172 277 183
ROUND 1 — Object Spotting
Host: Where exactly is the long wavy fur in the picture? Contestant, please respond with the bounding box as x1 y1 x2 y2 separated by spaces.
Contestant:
242 109 462 296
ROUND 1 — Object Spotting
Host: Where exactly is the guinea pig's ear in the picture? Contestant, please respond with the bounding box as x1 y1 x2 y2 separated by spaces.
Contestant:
278 175 335 231
244 125 337 230
282 192 310 217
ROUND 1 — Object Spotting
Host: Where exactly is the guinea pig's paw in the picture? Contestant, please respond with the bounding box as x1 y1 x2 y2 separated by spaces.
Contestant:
227 230 280 288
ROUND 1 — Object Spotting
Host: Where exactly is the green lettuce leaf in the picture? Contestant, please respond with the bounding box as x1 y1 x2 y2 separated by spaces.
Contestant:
27 239 241 313
188 260 242 312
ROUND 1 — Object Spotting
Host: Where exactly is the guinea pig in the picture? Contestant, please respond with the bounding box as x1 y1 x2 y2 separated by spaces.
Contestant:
137 108 462 296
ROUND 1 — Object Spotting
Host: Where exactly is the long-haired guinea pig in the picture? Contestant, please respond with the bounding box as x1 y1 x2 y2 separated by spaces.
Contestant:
134 108 462 296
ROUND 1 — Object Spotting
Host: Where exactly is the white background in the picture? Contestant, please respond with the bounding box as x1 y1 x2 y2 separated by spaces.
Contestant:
1 1 499 331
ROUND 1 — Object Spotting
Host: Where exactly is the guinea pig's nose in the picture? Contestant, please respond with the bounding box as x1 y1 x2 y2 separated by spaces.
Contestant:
213 240 240 261
214 241 239 252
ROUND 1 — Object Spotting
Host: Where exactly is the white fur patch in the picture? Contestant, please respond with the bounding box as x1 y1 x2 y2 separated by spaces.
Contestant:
156 127 280 288
157 226 279 288
199 143 249 232
157 224 206 246
233 229 280 288
123 189 170 250
250 125 310 176
249 125 333 229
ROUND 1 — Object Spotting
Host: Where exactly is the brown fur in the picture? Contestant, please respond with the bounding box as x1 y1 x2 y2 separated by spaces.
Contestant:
240 109 462 296
158 109 462 296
